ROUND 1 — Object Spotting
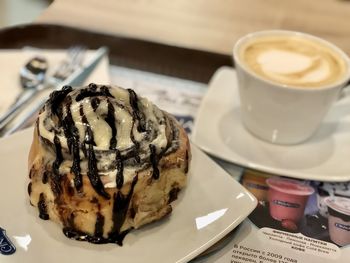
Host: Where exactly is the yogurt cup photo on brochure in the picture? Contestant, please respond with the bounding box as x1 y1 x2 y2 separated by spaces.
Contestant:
325 196 350 246
233 30 350 145
241 170 350 248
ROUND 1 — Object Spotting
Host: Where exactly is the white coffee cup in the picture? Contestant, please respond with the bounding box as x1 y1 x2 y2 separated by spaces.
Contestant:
233 30 350 144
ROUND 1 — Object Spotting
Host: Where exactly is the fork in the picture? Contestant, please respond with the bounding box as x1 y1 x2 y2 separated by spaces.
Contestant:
49 46 86 86
0 46 86 132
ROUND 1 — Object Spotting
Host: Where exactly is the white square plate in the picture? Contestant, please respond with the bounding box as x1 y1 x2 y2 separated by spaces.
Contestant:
0 128 256 263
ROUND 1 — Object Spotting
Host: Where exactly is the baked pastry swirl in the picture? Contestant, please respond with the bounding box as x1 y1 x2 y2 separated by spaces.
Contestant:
28 83 190 245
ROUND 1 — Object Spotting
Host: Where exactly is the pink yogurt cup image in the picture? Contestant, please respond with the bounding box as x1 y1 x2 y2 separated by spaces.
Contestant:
325 196 350 246
266 177 314 222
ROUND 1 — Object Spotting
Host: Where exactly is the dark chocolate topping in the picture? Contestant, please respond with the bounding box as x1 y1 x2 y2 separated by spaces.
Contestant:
86 143 110 199
27 182 32 196
52 135 63 176
128 88 146 132
38 193 49 220
62 98 82 191
91 97 100 112
105 101 117 149
115 150 124 189
63 227 130 246
76 85 114 102
48 85 73 117
110 175 138 240
149 144 160 180
94 212 105 237
42 171 49 184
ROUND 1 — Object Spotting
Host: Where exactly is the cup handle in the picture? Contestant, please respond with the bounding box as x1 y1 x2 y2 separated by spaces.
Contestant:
338 81 350 100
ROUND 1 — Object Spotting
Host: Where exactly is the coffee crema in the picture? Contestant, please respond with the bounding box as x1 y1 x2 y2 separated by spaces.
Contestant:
239 35 348 88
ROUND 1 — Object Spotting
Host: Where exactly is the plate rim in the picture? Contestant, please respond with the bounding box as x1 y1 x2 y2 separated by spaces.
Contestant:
0 128 257 263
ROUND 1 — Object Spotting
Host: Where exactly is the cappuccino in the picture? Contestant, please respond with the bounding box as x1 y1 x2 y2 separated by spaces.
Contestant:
239 35 348 88
234 31 350 144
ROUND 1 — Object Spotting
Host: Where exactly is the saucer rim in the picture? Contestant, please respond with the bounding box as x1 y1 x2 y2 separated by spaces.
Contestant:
192 66 350 182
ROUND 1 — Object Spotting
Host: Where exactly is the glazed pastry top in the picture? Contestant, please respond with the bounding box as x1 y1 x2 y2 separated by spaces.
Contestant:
37 84 179 194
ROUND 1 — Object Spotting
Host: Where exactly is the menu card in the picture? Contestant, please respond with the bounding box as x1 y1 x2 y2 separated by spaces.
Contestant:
109 65 350 263
200 170 350 263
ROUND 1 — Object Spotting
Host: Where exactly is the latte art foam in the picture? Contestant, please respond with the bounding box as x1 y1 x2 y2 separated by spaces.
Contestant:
240 36 347 88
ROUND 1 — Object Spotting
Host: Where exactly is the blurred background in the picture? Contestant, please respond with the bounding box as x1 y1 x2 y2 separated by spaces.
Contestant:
0 0 49 27
1 0 350 55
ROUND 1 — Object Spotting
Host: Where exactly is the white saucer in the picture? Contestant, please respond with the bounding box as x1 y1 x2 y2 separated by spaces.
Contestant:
192 67 350 182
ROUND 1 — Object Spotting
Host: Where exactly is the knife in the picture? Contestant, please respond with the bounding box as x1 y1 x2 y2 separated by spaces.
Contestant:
1 46 108 137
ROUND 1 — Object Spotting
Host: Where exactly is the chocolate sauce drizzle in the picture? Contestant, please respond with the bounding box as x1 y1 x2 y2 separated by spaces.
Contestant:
48 85 73 121
63 175 138 246
62 227 130 245
50 171 62 196
27 182 32 195
86 143 110 199
94 212 105 237
91 97 100 112
168 187 180 203
52 135 63 176
115 150 124 189
63 98 83 191
184 150 189 174
29 167 34 179
149 144 160 179
80 104 96 146
110 175 138 243
42 171 49 184
105 101 117 149
38 193 49 220
50 86 116 199
127 89 143 160
128 89 146 132
76 85 114 102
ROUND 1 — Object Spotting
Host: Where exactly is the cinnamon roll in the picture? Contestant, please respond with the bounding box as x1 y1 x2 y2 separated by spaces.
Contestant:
28 84 191 245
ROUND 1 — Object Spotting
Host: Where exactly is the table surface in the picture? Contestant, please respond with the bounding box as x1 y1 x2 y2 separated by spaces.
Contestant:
4 1 350 261
37 0 350 56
